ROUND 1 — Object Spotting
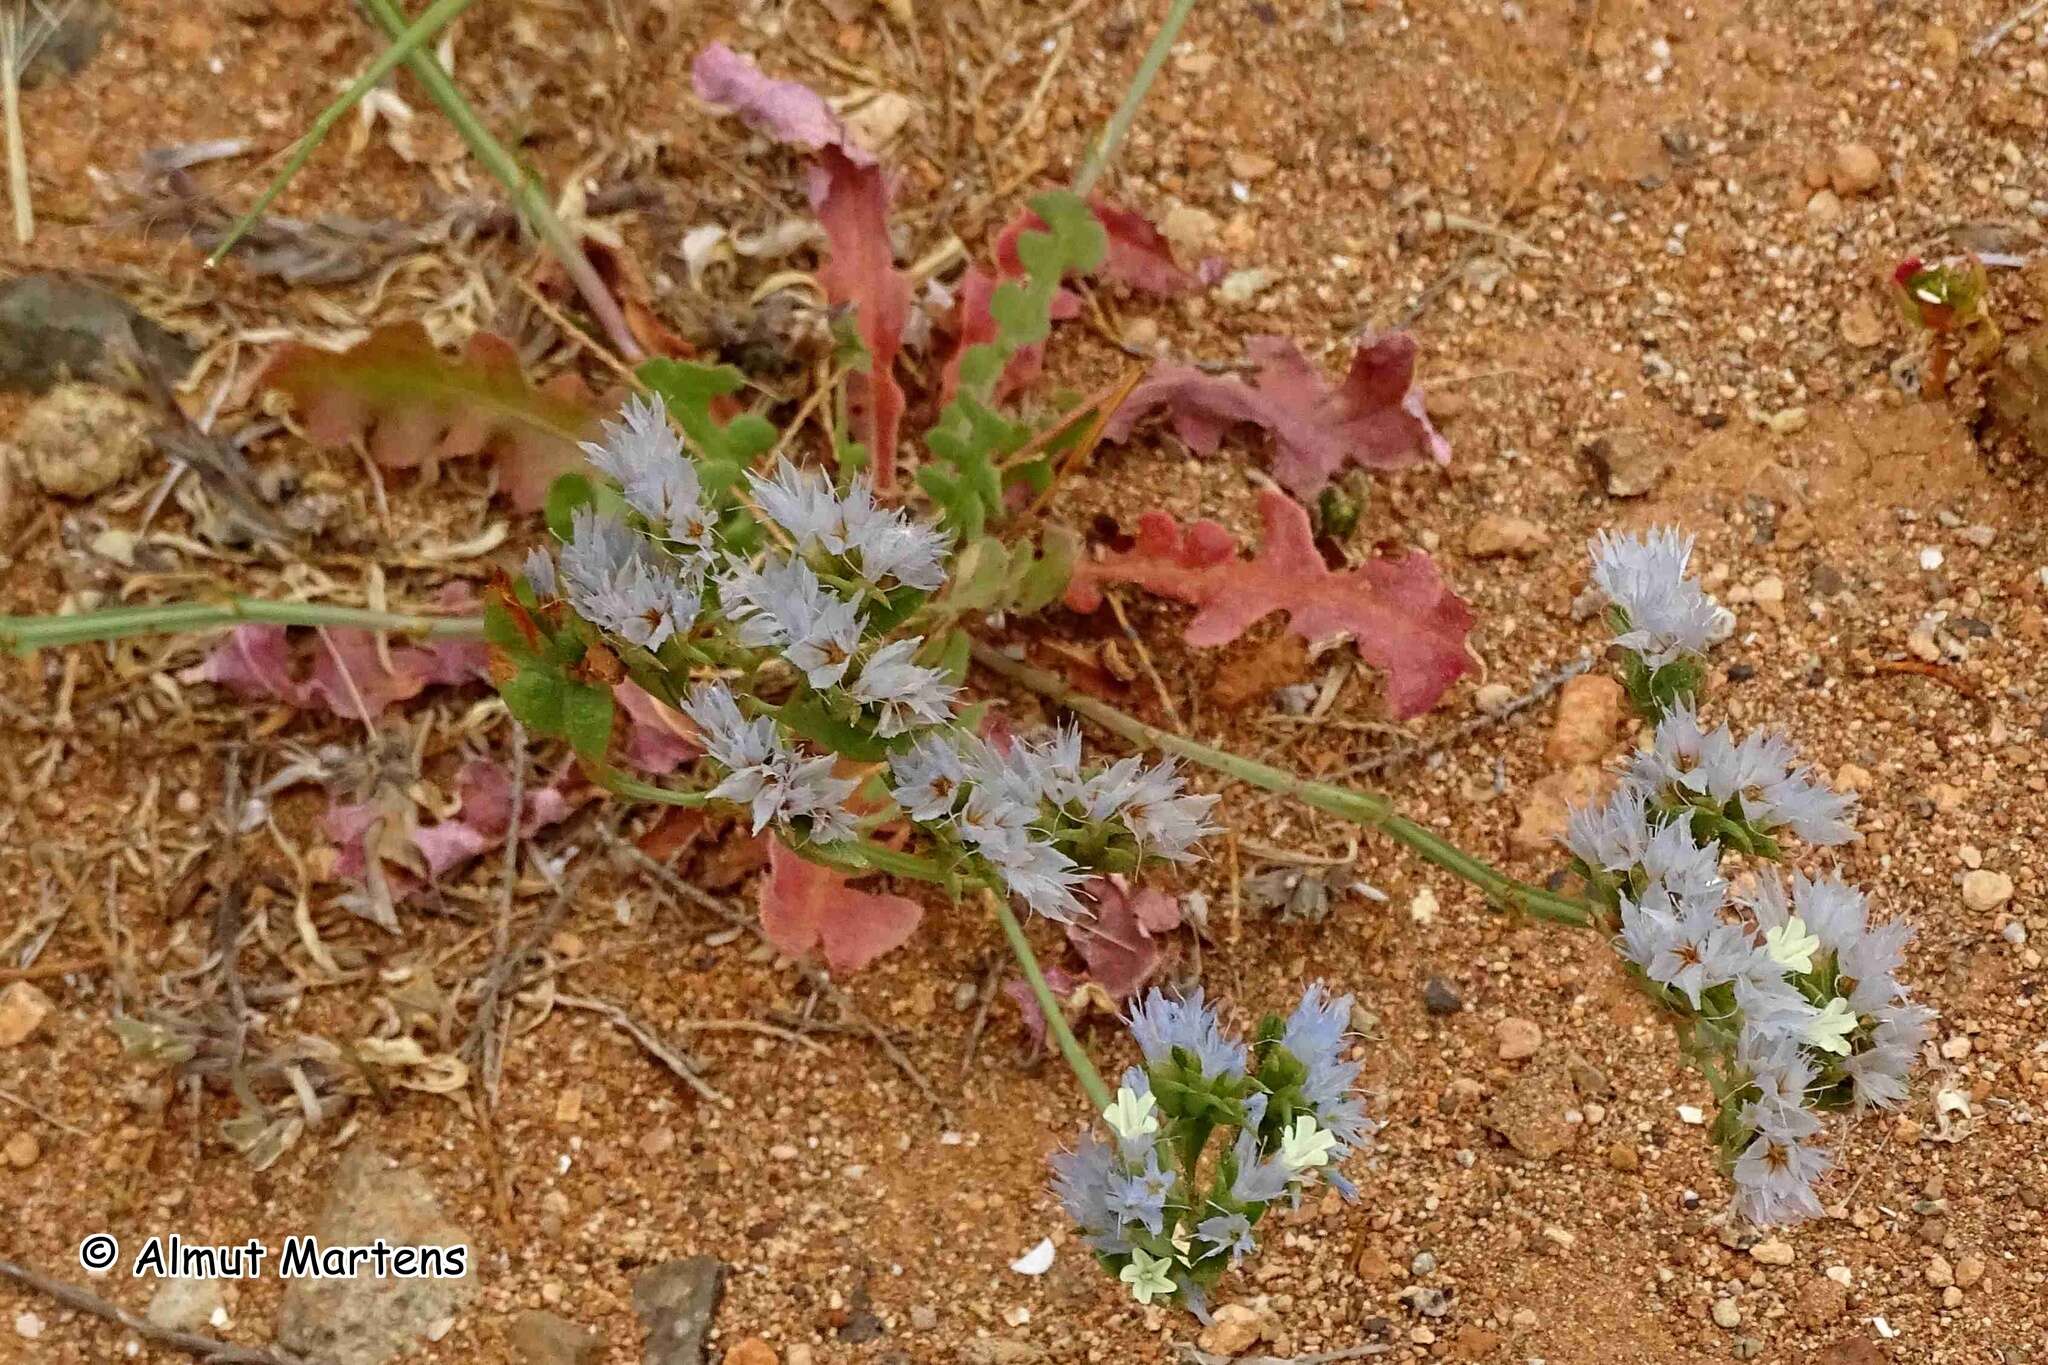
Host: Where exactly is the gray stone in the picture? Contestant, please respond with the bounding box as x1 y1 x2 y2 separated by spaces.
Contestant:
274 1145 478 1365
509 1310 600 1365
632 1257 725 1365
1421 976 1463 1016
0 273 193 393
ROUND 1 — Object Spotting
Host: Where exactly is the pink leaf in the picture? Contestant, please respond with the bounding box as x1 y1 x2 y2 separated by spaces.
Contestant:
809 148 910 489
691 43 907 488
1104 333 1451 499
327 761 586 907
759 837 923 974
690 42 875 166
1064 876 1179 1001
1066 489 1474 718
186 625 307 704
615 681 703 774
183 619 488 721
1003 966 1080 1051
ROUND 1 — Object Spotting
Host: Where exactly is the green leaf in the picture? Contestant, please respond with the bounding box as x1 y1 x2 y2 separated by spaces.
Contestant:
776 695 889 763
545 472 597 541
1010 526 1078 614
500 666 566 734
483 597 538 662
921 189 1107 535
559 682 615 762
945 536 1011 612
934 628 973 683
637 359 776 495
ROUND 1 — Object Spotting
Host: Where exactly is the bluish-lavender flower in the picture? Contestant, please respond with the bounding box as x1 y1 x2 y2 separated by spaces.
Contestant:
1193 1211 1255 1261
1589 528 1724 667
1281 984 1375 1149
1105 1149 1175 1236
1049 1130 1130 1255
846 638 958 736
1128 988 1247 1080
522 546 558 598
1731 1125 1831 1226
888 734 967 822
1565 784 1655 874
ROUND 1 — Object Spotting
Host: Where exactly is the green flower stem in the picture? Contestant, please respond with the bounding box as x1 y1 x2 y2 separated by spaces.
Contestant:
992 890 1114 1113
0 599 486 655
207 0 481 266
598 772 710 808
1071 0 1201 198
969 642 1594 929
354 0 645 363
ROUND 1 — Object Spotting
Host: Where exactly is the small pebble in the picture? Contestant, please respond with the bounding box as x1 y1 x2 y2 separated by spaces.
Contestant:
1495 1017 1543 1060
1711 1298 1742 1330
1961 870 2014 912
1750 1239 1795 1266
1422 977 1464 1016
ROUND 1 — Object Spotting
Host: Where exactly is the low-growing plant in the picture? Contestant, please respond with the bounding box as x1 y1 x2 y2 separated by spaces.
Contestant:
0 8 1936 1324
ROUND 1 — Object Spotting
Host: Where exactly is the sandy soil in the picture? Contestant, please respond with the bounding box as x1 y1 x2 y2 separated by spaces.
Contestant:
2 1 2046 1363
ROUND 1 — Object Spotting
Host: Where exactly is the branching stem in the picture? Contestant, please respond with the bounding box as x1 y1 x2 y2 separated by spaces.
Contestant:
969 642 1594 929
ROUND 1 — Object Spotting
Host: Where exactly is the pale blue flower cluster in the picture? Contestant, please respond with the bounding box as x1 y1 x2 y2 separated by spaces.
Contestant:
888 727 1218 919
1571 530 1933 1227
1052 985 1375 1314
527 394 1219 914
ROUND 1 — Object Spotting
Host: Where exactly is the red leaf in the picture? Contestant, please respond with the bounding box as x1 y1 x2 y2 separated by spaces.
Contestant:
1064 876 1179 1000
1104 333 1451 499
615 681 703 774
258 324 599 511
691 44 908 488
1066 489 1474 718
809 148 910 489
759 838 923 974
1003 965 1080 1050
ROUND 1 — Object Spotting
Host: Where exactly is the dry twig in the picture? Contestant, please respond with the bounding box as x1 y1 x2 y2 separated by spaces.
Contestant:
0 1257 313 1365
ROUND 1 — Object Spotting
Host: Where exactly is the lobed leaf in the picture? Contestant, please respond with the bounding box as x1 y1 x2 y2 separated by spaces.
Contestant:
1065 489 1474 718
259 324 599 511
920 190 1107 537
1103 333 1451 500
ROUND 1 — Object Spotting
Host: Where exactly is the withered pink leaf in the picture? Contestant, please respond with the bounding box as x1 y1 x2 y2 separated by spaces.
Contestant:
327 761 585 916
1002 965 1080 1051
184 618 489 722
1066 488 1474 718
760 837 923 974
615 681 703 775
1064 876 1179 1001
1104 333 1451 499
690 41 875 167
692 43 908 488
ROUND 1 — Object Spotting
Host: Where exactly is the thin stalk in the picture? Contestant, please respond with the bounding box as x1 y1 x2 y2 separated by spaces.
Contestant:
1 15 29 245
354 0 644 363
1070 0 1199 197
0 600 486 655
207 0 480 266
970 642 1594 928
992 890 1112 1112
598 772 709 808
